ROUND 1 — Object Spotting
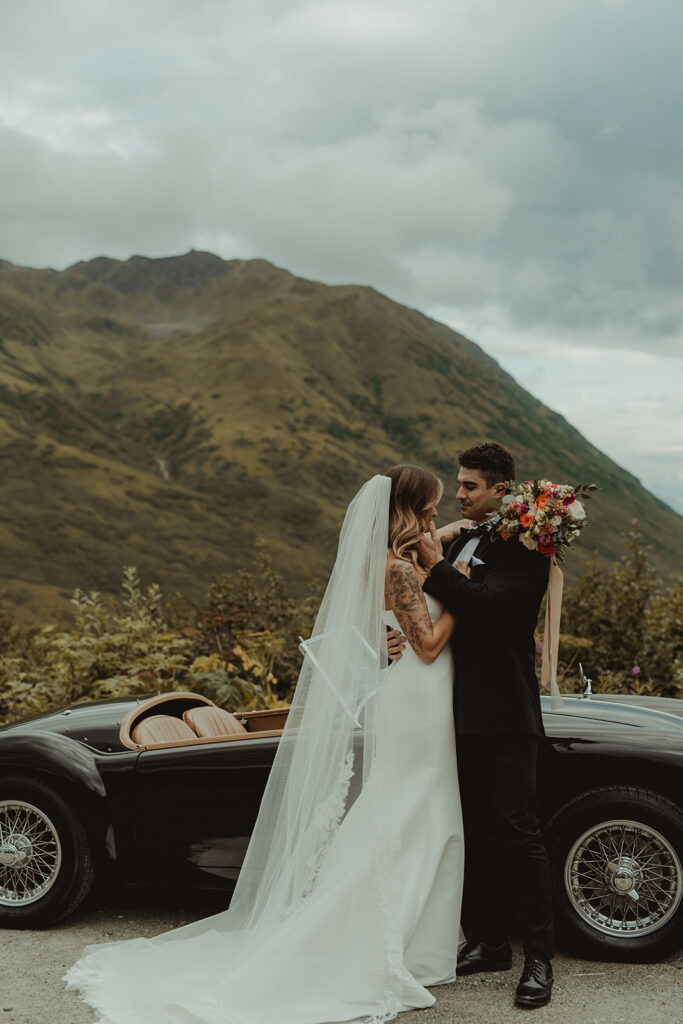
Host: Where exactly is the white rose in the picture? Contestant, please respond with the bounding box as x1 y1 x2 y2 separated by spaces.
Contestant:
551 515 562 526
571 500 586 521
520 531 536 550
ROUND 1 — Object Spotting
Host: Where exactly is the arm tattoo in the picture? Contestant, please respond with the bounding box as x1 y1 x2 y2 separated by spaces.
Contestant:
386 560 433 655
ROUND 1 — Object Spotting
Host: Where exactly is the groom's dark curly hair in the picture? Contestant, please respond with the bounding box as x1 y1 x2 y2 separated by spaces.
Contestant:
458 441 515 489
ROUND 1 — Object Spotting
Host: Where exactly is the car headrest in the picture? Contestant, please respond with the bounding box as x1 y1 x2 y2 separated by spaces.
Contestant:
182 706 248 739
132 714 197 747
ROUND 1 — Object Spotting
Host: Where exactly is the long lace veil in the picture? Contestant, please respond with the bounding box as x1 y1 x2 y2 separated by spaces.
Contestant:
164 473 391 941
65 475 397 1020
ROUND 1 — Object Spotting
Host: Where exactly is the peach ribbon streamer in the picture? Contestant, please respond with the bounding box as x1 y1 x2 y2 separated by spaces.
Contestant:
541 556 565 711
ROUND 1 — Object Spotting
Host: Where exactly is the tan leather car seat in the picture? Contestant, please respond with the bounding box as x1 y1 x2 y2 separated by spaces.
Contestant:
183 705 248 739
132 714 197 746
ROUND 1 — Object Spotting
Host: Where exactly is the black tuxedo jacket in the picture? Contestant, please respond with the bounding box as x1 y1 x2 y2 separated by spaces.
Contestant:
424 529 549 737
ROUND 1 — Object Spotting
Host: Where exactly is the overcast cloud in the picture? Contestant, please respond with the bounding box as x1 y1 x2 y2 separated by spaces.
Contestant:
1 0 682 510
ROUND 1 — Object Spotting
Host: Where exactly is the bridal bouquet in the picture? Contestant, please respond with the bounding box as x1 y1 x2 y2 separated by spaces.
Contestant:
483 480 597 561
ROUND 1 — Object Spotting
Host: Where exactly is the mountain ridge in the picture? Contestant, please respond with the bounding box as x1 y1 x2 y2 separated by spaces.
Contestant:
0 250 680 624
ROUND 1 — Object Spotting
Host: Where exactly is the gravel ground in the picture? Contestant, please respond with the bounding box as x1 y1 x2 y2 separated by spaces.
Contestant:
1 886 681 1024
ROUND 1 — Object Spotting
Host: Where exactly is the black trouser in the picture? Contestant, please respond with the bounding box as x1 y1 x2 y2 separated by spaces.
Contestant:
457 734 554 959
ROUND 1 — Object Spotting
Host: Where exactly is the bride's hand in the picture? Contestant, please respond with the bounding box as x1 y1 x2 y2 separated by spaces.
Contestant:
437 519 471 544
416 522 443 571
454 559 471 579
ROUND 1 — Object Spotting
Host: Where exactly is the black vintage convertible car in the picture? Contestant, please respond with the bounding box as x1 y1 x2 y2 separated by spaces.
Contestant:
1 688 682 962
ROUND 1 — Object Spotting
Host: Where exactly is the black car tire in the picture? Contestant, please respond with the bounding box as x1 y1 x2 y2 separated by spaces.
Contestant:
0 775 95 928
545 785 683 962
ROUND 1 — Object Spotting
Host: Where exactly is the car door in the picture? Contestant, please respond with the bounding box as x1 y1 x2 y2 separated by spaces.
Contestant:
133 736 277 887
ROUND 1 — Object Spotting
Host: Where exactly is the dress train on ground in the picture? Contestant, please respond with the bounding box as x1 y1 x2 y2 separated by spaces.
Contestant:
65 594 464 1024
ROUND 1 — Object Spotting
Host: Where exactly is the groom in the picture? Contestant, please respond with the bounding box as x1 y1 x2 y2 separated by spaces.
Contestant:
416 441 555 1009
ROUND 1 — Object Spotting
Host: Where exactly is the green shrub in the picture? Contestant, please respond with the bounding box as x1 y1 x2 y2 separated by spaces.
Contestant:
0 551 319 726
558 523 681 698
0 567 195 724
1 525 679 728
173 543 319 703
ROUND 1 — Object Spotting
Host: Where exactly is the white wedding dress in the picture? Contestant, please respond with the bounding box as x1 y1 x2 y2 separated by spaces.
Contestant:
65 593 464 1024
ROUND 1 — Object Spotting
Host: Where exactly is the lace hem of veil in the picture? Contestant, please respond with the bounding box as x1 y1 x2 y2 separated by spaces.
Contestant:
64 955 138 1024
303 749 355 899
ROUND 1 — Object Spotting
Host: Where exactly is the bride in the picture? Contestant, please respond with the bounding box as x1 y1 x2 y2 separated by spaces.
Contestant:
65 466 466 1024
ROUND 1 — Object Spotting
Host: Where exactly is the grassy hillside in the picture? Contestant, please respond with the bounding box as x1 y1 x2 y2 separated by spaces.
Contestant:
1 250 680 624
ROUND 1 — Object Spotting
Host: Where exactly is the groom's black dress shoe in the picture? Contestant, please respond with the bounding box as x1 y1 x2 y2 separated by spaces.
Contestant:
457 939 512 975
514 954 553 1008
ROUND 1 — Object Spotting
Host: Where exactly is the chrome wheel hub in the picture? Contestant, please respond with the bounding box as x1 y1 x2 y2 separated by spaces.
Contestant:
608 857 641 895
565 818 682 937
0 800 62 906
0 834 34 868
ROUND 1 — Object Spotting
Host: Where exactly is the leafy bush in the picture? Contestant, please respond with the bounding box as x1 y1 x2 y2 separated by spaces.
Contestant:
0 553 319 726
1 526 679 728
556 523 681 698
0 568 195 724
171 543 319 705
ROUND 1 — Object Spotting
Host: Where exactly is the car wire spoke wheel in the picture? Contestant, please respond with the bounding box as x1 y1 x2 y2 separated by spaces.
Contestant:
0 799 62 906
565 818 683 938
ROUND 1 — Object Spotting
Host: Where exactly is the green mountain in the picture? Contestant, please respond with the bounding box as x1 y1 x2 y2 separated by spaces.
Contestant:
0 250 680 623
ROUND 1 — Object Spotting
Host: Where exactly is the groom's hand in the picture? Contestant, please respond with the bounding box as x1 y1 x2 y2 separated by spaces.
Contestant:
386 627 407 661
416 521 444 571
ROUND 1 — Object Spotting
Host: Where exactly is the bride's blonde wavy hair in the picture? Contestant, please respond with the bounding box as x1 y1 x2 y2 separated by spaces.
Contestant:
385 464 443 567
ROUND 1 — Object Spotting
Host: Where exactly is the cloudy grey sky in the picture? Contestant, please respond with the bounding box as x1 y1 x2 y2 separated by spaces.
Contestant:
2 0 682 511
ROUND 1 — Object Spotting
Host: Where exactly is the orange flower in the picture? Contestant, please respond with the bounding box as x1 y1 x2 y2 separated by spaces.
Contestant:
500 530 512 540
520 513 535 528
535 493 548 509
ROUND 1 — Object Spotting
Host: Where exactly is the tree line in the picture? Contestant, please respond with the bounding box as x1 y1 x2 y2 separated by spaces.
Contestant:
0 525 680 726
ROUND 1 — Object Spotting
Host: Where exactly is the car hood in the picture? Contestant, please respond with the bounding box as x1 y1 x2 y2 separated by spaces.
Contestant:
542 694 683 734
0 694 150 752
568 693 683 720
